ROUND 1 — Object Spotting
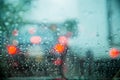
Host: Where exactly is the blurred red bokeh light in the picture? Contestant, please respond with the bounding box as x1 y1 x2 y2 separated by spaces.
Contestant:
53 58 63 65
12 29 18 36
30 36 41 44
29 27 36 34
58 36 68 45
7 45 17 55
109 48 119 58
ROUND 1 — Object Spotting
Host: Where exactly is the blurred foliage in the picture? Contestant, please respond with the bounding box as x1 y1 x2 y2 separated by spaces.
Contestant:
0 0 33 36
0 0 33 79
64 19 78 37
0 0 33 47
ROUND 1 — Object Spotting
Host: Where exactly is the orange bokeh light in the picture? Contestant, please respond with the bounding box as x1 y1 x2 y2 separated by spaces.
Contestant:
7 45 17 55
109 48 120 58
54 43 65 54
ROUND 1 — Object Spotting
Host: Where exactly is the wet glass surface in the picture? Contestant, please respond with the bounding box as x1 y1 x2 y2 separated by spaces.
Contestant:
0 0 120 80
